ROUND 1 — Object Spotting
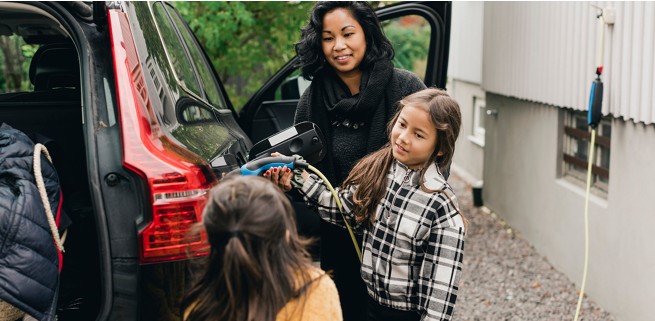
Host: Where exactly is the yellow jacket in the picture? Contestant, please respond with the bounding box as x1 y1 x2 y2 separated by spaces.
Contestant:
184 266 342 321
276 266 342 321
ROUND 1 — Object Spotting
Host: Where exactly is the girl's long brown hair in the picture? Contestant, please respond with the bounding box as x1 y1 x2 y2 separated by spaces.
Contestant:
342 88 462 226
182 176 315 321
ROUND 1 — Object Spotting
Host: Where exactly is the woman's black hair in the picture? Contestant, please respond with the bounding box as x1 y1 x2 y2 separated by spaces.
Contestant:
295 1 395 80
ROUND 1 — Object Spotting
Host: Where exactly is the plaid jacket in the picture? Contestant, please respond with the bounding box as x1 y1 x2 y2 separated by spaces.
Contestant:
301 160 465 321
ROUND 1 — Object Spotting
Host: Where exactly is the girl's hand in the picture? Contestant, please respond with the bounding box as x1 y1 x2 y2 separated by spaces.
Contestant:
263 165 293 192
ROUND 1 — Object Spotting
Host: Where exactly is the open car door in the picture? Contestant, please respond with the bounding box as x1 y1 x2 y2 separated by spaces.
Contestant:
238 1 452 144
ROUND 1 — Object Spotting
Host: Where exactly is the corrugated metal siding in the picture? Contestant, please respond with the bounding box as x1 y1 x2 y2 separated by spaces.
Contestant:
482 2 655 125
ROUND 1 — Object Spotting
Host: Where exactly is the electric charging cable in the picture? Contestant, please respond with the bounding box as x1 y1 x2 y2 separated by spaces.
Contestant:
574 5 612 321
305 164 363 263
233 155 363 263
574 130 595 321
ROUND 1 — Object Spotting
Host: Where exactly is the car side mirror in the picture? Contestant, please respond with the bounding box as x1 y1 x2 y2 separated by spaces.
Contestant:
248 121 326 165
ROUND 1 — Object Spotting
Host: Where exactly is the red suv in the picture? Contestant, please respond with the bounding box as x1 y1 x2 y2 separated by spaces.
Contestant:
0 1 450 320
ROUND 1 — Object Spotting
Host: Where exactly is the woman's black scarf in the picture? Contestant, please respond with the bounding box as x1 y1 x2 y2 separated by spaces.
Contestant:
306 59 395 183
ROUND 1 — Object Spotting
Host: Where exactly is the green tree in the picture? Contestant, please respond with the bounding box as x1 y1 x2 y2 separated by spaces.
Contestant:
174 1 313 110
383 16 430 80
0 35 36 93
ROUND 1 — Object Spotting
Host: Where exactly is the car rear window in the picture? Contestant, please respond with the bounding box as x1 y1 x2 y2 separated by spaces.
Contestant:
152 3 202 98
165 3 227 110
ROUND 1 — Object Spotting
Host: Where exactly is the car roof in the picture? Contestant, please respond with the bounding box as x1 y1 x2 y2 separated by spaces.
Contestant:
0 2 70 44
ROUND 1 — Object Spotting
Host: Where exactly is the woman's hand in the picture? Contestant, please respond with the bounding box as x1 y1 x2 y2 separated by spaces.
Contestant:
263 165 293 192
262 153 293 192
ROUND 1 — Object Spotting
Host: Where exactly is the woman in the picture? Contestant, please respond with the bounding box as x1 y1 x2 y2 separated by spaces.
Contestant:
293 2 426 320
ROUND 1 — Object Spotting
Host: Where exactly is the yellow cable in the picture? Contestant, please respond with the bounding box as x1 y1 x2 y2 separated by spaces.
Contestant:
573 128 595 321
574 8 605 319
307 164 363 263
597 15 605 71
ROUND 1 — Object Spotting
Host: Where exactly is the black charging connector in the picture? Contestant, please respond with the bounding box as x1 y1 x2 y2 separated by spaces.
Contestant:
587 77 603 128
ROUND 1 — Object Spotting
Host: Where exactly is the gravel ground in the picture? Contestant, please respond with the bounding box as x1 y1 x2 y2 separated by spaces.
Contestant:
448 174 615 321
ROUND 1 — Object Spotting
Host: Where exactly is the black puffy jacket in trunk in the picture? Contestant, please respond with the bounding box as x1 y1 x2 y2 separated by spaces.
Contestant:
0 126 62 321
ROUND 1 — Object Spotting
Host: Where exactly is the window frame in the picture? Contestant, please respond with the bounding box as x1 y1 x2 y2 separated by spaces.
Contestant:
561 109 611 195
381 13 433 82
468 96 486 147
147 1 228 111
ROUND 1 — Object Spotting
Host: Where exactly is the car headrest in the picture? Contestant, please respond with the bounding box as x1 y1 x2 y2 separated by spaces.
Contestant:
29 43 79 91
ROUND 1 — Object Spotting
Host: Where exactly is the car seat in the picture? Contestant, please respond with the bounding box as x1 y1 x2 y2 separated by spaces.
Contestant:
30 42 79 91
0 42 79 103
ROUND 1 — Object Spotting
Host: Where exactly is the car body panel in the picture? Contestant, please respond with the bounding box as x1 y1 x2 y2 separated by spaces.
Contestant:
0 1 450 320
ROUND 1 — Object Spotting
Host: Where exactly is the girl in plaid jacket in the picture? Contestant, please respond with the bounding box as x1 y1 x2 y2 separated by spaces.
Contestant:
268 88 465 321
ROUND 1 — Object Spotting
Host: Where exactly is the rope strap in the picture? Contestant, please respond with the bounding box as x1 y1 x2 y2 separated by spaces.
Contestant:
33 143 65 253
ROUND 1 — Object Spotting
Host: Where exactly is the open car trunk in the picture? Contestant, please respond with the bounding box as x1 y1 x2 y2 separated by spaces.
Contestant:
0 3 101 320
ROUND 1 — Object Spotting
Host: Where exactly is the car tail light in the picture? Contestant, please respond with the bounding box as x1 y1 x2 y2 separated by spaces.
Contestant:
108 11 217 264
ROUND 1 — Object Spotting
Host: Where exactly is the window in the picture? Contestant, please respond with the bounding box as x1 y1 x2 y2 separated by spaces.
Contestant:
166 3 227 109
562 109 611 195
0 35 37 94
152 3 201 97
383 15 431 81
132 2 236 163
172 100 231 160
150 2 228 110
469 96 485 146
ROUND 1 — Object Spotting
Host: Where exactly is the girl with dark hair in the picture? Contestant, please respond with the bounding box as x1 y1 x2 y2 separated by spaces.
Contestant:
268 88 466 321
293 2 427 319
182 176 342 321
